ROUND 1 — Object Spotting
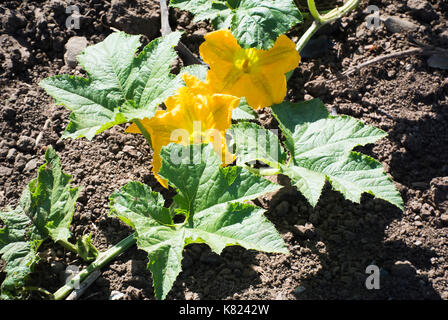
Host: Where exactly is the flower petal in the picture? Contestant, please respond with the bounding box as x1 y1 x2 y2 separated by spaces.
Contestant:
256 35 301 75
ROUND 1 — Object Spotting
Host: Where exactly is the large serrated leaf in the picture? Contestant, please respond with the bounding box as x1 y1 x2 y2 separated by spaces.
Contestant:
158 143 282 214
229 121 286 166
39 32 185 140
230 99 403 209
273 100 403 209
230 0 303 49
170 0 303 49
109 143 286 300
28 147 80 243
0 146 84 299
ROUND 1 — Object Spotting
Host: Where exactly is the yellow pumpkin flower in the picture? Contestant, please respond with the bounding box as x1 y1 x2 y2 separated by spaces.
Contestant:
126 74 240 188
199 29 301 110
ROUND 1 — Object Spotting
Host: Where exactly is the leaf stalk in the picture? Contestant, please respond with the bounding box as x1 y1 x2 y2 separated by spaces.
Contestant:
287 0 362 81
53 233 136 300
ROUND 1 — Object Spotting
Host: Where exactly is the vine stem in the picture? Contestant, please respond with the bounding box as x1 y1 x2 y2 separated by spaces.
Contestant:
287 0 362 81
307 0 323 23
133 119 153 149
57 239 78 254
53 233 136 300
242 164 281 176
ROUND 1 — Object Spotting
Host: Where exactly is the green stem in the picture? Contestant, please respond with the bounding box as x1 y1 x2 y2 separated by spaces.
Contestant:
133 119 153 149
307 0 323 22
24 286 55 299
57 239 78 255
295 20 321 54
287 0 362 81
53 233 136 300
242 164 281 176
320 0 361 23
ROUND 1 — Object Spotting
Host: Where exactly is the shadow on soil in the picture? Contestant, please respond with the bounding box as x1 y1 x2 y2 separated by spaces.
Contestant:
268 182 441 300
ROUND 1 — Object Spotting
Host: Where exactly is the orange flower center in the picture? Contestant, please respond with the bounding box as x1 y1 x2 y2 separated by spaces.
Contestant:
234 48 258 74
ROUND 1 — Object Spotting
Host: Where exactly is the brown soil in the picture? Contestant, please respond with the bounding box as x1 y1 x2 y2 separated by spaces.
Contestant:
1 0 447 300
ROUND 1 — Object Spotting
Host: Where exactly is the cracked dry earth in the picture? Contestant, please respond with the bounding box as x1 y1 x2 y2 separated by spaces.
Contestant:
0 0 447 300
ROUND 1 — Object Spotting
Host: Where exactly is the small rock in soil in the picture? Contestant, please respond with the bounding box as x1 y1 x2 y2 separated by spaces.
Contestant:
383 16 418 33
294 285 306 295
24 158 38 172
391 260 416 277
64 36 88 68
17 136 36 153
430 177 448 212
427 54 448 70
6 149 17 161
295 223 316 238
109 290 125 300
440 214 448 225
1 9 27 34
0 166 13 176
2 107 16 121
406 0 439 23
122 145 137 157
305 78 328 97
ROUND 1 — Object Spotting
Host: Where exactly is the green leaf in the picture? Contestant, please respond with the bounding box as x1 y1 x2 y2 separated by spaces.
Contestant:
170 0 303 49
230 0 303 49
158 143 282 213
229 121 286 167
170 0 232 29
0 197 42 299
0 240 42 300
109 143 286 300
39 32 184 140
231 97 258 120
0 146 84 298
178 64 209 82
270 99 403 209
28 147 80 243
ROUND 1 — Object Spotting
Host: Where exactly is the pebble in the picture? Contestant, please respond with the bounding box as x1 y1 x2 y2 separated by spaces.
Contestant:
109 290 125 300
383 16 418 33
414 240 422 246
6 148 16 161
24 158 38 172
391 260 416 277
406 0 438 23
440 214 448 225
0 166 13 176
2 107 16 121
294 285 306 295
17 136 36 152
122 145 137 157
64 36 88 68
427 54 448 70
